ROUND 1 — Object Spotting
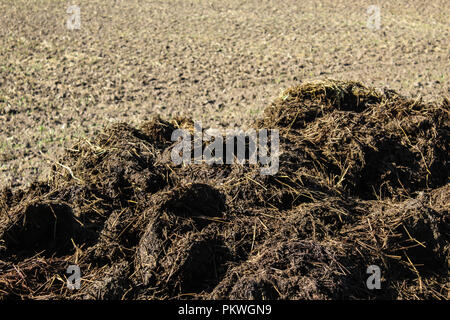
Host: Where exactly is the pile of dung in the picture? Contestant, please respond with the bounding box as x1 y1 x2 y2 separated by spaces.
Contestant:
0 80 448 300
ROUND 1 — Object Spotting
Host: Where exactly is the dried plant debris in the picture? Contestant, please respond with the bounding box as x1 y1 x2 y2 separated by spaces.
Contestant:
0 80 448 300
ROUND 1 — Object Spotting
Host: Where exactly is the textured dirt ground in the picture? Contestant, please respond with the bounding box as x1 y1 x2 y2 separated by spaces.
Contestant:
1 81 448 299
0 0 449 188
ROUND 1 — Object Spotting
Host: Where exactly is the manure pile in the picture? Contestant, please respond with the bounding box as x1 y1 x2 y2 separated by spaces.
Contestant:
0 80 448 300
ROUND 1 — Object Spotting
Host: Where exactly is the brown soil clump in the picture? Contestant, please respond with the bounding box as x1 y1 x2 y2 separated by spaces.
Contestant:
1 80 448 300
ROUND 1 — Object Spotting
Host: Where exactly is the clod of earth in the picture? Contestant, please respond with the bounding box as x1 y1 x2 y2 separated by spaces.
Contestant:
0 80 448 300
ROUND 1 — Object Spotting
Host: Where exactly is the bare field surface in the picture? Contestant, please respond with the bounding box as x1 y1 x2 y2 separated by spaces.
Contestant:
0 1 449 301
0 0 448 188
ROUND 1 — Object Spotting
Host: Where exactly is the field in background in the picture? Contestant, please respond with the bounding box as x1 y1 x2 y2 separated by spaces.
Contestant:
0 0 449 187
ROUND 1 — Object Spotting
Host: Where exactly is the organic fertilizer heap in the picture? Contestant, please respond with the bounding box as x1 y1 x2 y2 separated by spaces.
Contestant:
0 80 448 300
